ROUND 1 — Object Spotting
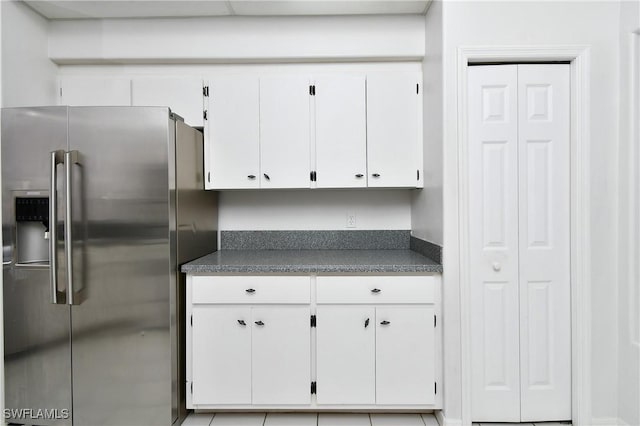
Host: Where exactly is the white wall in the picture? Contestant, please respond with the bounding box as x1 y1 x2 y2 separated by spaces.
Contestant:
440 1 621 423
617 1 640 425
1 0 57 106
219 190 411 231
48 15 425 63
411 0 443 246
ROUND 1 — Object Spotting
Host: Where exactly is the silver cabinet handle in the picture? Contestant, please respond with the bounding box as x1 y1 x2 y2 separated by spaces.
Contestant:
245 288 256 293
238 320 247 326
248 175 256 180
263 173 270 181
254 320 265 326
65 151 81 305
371 288 381 294
50 150 65 304
380 320 391 326
355 174 364 178
372 173 381 178
364 318 370 328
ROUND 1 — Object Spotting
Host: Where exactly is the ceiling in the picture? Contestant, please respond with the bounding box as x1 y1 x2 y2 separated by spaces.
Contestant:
23 0 431 19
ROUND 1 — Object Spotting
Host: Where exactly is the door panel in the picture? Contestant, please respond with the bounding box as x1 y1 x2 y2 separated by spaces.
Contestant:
375 307 434 405
517 64 571 421
192 306 251 405
59 77 131 106
207 75 260 189
468 65 521 422
314 74 367 188
259 75 311 189
2 107 72 426
68 107 174 425
251 306 310 404
316 306 375 404
366 72 422 188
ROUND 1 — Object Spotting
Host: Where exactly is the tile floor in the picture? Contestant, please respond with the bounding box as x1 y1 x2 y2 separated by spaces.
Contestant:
182 413 439 426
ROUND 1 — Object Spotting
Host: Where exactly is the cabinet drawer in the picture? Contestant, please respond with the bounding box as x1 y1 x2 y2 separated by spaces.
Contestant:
316 276 435 304
192 276 310 304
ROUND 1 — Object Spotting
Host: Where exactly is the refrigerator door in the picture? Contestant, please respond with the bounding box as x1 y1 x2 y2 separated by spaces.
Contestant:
67 107 173 426
2 107 72 426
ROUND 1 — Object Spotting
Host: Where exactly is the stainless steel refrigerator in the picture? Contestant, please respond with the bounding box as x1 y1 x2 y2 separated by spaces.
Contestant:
2 106 217 426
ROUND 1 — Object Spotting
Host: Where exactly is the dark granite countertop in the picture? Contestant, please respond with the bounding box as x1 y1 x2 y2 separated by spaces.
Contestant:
181 250 442 274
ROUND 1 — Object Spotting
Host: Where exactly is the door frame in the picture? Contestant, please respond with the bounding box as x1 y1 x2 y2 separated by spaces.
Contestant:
457 45 591 426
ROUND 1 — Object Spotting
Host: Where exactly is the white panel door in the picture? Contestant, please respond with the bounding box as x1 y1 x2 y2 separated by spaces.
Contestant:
468 65 521 422
131 77 204 127
366 72 422 188
59 76 131 106
376 307 435 405
316 306 375 405
517 64 571 421
191 306 251 405
314 74 367 188
251 307 311 405
207 75 260 189
260 75 311 189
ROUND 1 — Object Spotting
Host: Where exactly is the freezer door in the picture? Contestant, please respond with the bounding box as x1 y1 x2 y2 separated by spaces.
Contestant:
2 107 72 426
67 107 173 426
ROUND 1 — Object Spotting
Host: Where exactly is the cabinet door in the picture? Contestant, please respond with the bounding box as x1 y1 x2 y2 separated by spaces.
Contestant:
316 306 375 404
376 307 435 405
191 306 251 405
366 72 422 188
207 76 260 189
251 306 311 404
259 75 311 188
131 77 204 127
59 76 131 106
314 75 367 188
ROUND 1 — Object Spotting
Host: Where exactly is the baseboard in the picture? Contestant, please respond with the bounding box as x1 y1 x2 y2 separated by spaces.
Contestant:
435 411 462 426
590 417 623 426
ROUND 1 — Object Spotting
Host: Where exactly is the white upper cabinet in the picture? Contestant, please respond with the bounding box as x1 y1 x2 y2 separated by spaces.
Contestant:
366 71 422 188
259 75 312 189
314 74 367 188
131 77 204 127
59 76 131 106
206 75 260 190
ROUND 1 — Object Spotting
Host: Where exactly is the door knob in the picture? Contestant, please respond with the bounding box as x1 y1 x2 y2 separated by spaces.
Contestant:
492 262 502 272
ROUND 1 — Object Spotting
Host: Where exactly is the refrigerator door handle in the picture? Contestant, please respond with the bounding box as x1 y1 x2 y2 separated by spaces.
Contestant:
50 150 65 304
64 150 81 305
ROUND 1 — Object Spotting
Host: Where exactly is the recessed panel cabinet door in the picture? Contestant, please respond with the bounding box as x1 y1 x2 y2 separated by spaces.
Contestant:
191 306 251 405
131 77 204 127
375 307 435 405
316 306 375 405
468 65 521 422
366 72 422 188
517 64 571 422
251 307 311 404
207 75 260 189
259 75 311 188
314 75 367 188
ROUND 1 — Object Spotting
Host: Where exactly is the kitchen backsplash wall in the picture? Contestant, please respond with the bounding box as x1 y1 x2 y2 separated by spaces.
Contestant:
218 189 411 231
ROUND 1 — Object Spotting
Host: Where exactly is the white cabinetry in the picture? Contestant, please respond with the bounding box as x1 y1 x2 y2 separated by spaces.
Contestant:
314 74 367 188
187 273 441 410
131 77 204 127
260 75 311 189
206 76 260 189
59 76 131 106
366 72 422 188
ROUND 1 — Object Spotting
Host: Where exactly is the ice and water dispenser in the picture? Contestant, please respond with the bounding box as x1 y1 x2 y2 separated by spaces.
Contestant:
14 196 50 265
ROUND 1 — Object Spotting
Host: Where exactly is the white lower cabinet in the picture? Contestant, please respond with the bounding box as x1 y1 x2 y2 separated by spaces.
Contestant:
187 274 440 410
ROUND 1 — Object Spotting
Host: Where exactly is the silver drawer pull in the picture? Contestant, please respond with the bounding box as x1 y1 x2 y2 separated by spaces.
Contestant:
237 320 246 326
371 288 381 294
364 318 370 328
380 320 391 326
254 320 265 326
245 288 256 293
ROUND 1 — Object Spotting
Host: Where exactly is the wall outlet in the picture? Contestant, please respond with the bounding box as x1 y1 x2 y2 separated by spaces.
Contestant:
346 211 357 228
